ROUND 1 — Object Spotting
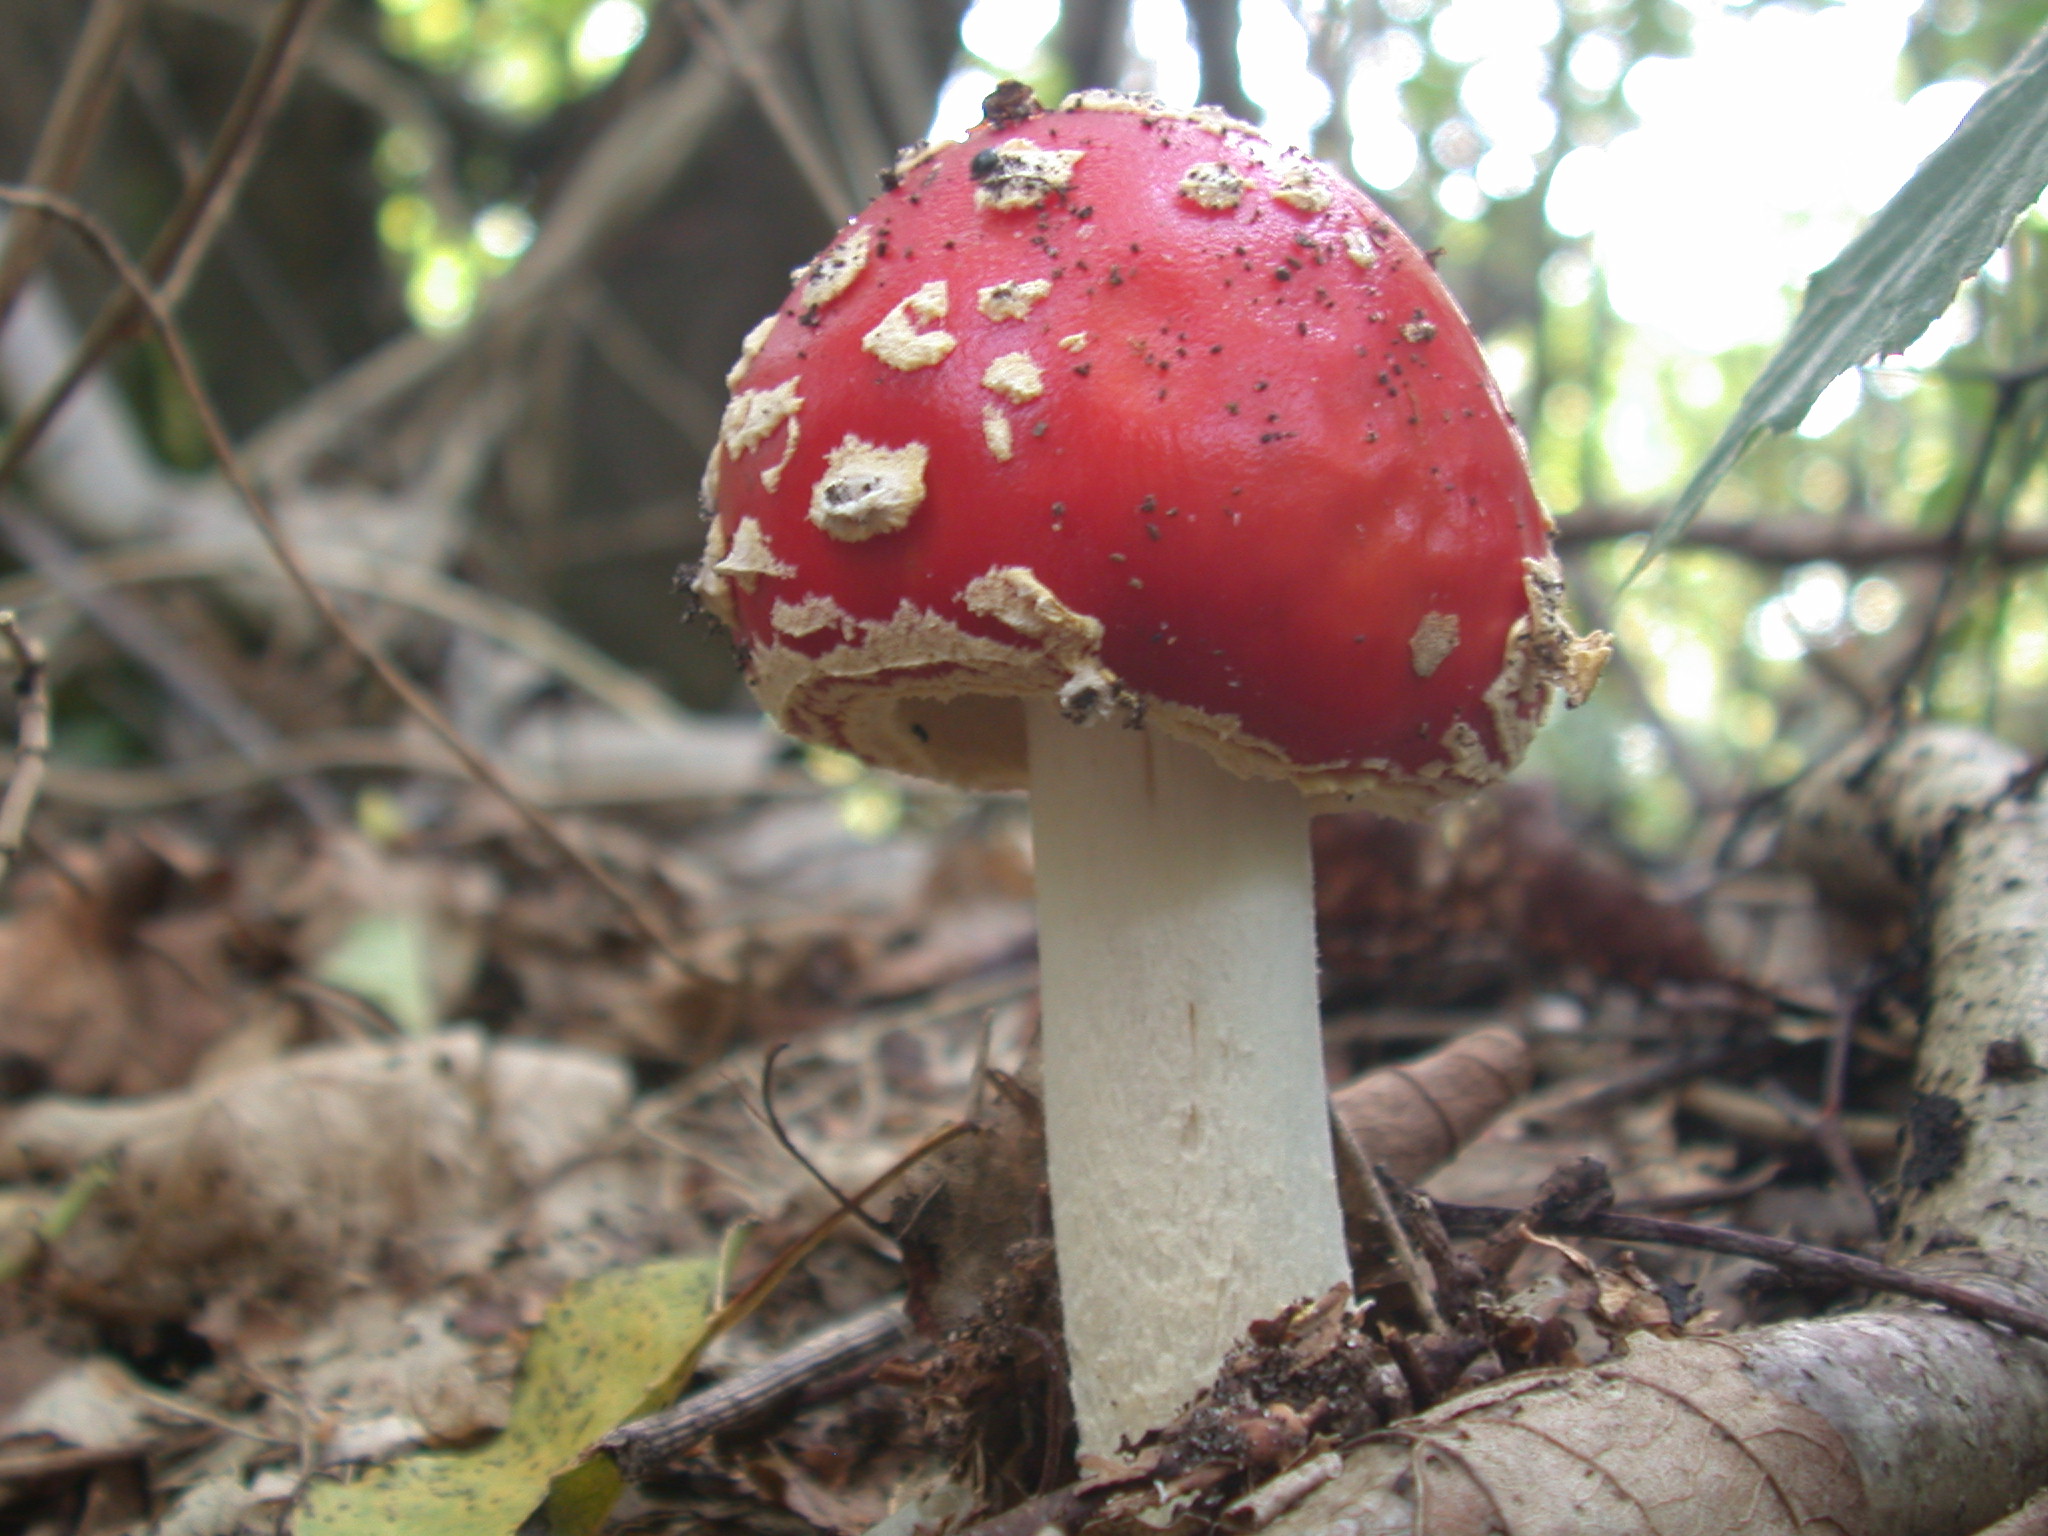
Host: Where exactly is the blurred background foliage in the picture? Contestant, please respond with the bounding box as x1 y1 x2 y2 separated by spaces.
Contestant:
2 0 2046 863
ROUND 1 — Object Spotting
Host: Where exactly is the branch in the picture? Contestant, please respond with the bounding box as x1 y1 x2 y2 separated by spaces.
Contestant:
0 185 708 987
604 1298 913 1478
1553 505 2048 567
240 0 794 486
0 0 146 331
1253 725 2048 1535
1433 1197 2048 1347
0 0 334 495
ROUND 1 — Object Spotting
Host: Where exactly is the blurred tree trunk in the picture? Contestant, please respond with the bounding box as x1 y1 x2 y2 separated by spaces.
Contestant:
1187 0 1255 119
1057 0 1130 92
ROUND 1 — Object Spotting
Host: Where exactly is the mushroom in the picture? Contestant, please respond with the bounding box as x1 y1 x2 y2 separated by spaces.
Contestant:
694 86 1610 1458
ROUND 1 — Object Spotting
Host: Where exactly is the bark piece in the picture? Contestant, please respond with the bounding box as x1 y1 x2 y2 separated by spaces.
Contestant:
1260 727 2048 1535
1275 1336 1866 1535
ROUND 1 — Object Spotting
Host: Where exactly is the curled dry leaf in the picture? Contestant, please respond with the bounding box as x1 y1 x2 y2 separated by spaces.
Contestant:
0 1029 630 1320
1330 1025 1531 1186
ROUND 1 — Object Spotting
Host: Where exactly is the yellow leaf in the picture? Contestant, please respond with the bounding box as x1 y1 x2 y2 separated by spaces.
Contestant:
296 1257 717 1536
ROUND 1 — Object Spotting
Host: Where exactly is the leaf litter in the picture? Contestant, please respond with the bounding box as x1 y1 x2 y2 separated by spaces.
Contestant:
0 769 1950 1533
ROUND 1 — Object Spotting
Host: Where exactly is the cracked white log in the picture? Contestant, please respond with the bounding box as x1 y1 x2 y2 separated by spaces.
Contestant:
1257 725 2048 1536
1026 702 1349 1459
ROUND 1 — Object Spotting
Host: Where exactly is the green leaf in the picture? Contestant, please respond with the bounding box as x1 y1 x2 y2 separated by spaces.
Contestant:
315 911 438 1036
295 1257 718 1536
1631 21 2048 582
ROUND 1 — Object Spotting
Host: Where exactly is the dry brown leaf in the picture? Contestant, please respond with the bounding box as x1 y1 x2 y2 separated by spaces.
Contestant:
1331 1026 1531 1186
0 844 241 1097
1 1030 630 1321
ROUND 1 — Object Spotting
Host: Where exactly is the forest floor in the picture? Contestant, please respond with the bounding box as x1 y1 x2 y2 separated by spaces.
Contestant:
0 759 1932 1535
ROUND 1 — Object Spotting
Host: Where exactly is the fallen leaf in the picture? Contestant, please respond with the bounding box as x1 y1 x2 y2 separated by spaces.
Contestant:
295 1255 718 1536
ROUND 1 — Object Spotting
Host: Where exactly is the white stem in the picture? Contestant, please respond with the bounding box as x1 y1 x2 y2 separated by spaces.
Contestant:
1025 699 1349 1458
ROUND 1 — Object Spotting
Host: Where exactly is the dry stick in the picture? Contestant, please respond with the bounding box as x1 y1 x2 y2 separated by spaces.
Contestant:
685 0 852 224
0 186 708 985
0 0 333 496
602 1118 974 1455
760 1043 900 1245
1328 1106 1446 1335
163 0 470 232
123 33 334 383
240 0 793 485
1615 1159 1787 1215
1552 507 2048 567
0 540 687 729
0 501 342 826
1888 377 2031 709
0 0 147 332
604 1298 913 1479
0 612 49 889
1432 1198 2048 1347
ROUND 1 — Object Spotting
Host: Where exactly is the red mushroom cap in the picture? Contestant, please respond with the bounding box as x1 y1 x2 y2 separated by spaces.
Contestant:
696 88 1608 812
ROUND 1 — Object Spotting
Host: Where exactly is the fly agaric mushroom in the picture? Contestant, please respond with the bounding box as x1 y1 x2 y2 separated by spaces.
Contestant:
694 86 1609 1458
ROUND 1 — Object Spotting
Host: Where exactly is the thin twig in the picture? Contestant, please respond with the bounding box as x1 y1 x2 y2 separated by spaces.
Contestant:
0 539 688 729
1329 1106 1445 1333
0 0 334 495
0 0 147 332
761 1043 899 1243
1615 1160 1786 1214
161 0 470 232
621 1119 973 1417
0 185 708 985
1888 377 2032 707
123 32 334 382
1551 506 2048 567
685 0 852 224
0 501 341 826
1433 1197 2048 1346
605 1298 913 1478
0 612 50 890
